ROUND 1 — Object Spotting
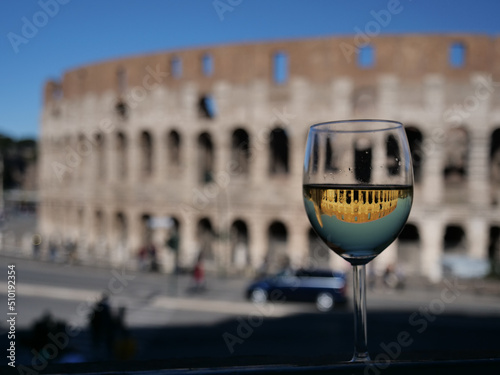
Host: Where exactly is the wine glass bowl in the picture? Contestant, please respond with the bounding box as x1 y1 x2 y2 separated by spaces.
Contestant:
303 119 414 362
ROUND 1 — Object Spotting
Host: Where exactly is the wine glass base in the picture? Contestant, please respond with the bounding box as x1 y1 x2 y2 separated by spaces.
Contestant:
350 353 371 363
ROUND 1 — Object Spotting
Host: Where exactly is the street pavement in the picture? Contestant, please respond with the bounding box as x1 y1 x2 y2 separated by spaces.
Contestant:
1 253 500 368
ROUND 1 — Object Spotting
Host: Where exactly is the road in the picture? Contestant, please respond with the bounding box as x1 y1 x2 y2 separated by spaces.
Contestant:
1 254 500 367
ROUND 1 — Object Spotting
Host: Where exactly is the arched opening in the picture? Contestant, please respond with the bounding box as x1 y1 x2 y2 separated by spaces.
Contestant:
449 42 466 68
488 226 500 276
165 216 181 272
115 212 127 247
115 100 128 120
230 219 249 269
325 135 337 172
443 127 468 185
354 137 372 183
358 44 375 68
167 130 181 170
197 218 215 262
265 221 288 274
273 51 289 85
231 128 250 176
114 212 127 265
170 56 182 79
94 210 106 257
140 213 152 246
116 132 127 180
405 126 423 183
443 225 466 254
307 228 330 268
202 53 214 76
397 223 421 275
198 132 214 184
490 128 500 205
386 134 401 176
95 133 106 181
140 131 153 177
198 95 216 119
269 127 289 175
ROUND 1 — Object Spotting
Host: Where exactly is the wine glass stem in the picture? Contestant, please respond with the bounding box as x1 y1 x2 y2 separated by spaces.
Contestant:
351 264 371 362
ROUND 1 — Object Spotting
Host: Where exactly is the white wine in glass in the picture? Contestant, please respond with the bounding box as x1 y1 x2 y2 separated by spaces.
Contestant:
303 120 413 362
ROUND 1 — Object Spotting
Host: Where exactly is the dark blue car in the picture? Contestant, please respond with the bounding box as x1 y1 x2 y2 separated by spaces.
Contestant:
245 268 347 312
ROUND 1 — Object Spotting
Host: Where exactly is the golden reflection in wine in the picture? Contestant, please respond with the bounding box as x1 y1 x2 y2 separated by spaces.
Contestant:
304 186 411 227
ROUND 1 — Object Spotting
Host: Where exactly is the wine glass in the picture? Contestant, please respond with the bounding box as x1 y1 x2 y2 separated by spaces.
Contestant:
303 119 413 362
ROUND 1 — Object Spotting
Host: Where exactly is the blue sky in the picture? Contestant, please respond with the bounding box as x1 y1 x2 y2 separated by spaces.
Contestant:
1 0 500 140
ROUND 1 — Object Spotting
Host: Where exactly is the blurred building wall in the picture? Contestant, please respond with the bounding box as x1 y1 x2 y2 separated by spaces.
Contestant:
37 34 500 280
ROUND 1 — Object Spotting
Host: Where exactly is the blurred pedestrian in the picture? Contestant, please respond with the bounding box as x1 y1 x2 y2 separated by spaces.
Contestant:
191 255 205 292
89 293 114 358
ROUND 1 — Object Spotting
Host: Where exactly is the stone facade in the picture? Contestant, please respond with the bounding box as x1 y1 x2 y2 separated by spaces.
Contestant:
38 34 500 280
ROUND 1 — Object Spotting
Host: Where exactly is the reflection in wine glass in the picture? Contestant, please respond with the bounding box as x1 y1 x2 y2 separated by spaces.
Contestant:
303 120 414 362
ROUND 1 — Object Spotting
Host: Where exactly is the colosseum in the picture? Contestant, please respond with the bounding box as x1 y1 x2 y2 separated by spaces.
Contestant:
38 34 500 282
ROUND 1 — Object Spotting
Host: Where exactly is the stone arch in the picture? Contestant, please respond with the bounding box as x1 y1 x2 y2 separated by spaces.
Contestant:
405 126 424 183
114 212 128 264
269 127 289 175
167 129 182 170
165 216 181 271
198 95 216 119
116 132 127 180
443 224 466 254
198 132 214 184
140 131 153 177
273 51 289 84
95 133 106 181
265 220 288 273
397 223 421 275
443 126 468 184
94 209 106 257
490 128 500 205
386 134 401 176
197 217 215 262
488 225 500 276
115 212 127 246
231 128 250 176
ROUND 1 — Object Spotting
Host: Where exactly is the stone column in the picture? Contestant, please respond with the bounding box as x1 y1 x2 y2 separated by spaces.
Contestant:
128 130 141 186
421 75 445 206
467 216 489 260
468 128 490 207
377 74 398 119
153 129 166 185
179 214 198 269
288 220 309 268
420 215 444 282
420 127 445 206
248 215 268 270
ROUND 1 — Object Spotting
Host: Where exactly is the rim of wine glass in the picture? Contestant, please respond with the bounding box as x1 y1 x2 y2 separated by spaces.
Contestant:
310 119 403 133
